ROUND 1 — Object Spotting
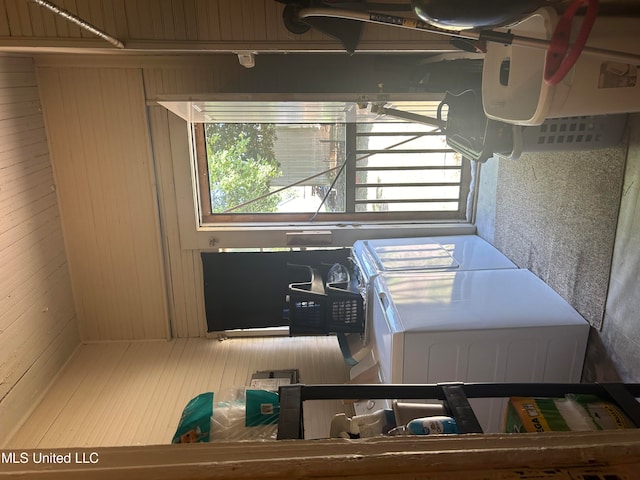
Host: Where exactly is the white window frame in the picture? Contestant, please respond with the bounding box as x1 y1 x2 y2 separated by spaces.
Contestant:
160 94 478 250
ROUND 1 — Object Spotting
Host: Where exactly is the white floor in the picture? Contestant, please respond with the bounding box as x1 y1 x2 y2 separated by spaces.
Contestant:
7 336 350 448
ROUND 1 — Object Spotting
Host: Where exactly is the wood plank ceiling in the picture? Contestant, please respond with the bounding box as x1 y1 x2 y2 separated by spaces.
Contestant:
0 0 453 54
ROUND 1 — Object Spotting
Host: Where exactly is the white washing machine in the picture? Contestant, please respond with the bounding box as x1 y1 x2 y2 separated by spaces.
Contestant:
369 268 590 432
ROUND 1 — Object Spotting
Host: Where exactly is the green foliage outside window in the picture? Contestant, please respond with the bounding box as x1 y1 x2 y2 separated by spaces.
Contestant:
205 124 282 213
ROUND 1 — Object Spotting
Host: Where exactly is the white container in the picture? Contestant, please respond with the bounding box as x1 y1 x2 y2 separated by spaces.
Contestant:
482 8 640 125
503 114 628 160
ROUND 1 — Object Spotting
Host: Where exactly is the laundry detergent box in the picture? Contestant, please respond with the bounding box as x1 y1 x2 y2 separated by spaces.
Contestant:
504 394 633 433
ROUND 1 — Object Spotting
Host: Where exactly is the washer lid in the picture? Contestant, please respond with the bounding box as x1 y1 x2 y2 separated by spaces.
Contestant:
366 240 459 271
374 269 588 333
353 235 516 277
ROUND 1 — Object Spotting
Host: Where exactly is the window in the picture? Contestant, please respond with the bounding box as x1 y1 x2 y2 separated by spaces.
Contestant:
192 101 470 225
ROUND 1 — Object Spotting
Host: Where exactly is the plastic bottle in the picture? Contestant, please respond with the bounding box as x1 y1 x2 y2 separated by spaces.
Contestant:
350 409 396 438
407 416 460 435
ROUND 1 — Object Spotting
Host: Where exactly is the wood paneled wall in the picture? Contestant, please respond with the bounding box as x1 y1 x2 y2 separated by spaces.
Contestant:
0 55 80 446
36 65 170 341
148 107 206 338
0 0 451 52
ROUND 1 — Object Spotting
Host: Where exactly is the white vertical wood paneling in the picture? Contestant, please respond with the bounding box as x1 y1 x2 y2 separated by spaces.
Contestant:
0 0 451 51
0 55 80 447
111 0 129 39
7 336 351 448
144 63 232 338
0 1 10 37
36 66 170 341
148 106 206 338
143 61 234 100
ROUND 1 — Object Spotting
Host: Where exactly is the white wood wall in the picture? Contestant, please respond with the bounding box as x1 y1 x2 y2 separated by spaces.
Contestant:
36 65 170 341
0 55 80 446
0 0 451 52
148 106 206 338
33 60 219 340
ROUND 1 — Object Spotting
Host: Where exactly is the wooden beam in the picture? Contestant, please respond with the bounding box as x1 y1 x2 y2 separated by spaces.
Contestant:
2 430 640 479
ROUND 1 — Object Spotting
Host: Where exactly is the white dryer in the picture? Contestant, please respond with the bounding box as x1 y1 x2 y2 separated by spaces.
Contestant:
369 268 590 432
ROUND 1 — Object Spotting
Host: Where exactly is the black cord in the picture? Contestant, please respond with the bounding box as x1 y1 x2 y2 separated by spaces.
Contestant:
309 149 353 222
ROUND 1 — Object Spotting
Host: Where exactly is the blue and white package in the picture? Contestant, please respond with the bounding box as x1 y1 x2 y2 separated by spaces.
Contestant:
407 416 459 435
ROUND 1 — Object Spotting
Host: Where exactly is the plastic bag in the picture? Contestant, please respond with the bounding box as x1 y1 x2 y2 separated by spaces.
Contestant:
245 389 280 426
209 388 278 441
172 392 214 443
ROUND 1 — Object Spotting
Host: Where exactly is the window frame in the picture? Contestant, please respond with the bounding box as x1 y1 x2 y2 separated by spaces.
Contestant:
160 97 478 251
194 121 472 225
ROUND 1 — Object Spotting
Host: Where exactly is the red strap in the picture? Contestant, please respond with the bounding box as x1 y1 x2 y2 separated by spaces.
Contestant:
544 0 599 86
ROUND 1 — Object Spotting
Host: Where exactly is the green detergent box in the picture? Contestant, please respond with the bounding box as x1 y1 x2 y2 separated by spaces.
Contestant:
504 394 633 433
245 389 280 427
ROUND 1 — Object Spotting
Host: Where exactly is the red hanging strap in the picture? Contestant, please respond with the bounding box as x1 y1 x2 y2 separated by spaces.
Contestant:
543 0 599 86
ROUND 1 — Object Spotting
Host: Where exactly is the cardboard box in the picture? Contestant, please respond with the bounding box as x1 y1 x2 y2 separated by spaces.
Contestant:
250 369 299 392
504 395 633 433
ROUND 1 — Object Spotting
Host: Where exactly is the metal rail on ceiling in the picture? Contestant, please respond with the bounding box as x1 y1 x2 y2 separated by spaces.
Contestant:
29 0 125 49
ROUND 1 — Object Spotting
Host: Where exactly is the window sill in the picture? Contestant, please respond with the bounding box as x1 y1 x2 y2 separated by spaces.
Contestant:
186 221 476 250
